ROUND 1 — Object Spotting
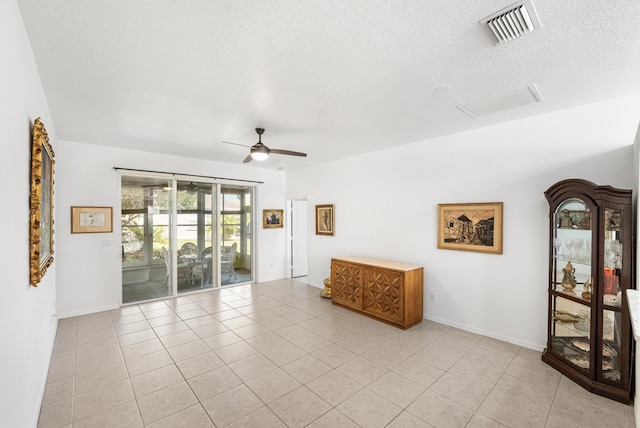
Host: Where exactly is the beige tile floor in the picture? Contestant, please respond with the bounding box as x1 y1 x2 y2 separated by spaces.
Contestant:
39 279 635 428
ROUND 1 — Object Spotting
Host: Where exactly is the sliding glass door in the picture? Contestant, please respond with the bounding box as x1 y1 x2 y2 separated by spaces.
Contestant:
121 174 254 304
121 176 174 303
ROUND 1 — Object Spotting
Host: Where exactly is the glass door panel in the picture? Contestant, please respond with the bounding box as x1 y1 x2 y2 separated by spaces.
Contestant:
121 176 173 304
602 208 623 385
603 208 623 300
602 309 622 383
551 295 591 370
176 180 215 293
220 185 253 285
550 197 594 373
552 199 593 301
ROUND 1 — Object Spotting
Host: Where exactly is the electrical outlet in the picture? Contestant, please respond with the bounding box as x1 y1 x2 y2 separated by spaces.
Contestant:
429 293 436 303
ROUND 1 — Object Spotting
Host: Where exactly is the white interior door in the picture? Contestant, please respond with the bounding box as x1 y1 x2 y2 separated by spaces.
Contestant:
290 200 308 277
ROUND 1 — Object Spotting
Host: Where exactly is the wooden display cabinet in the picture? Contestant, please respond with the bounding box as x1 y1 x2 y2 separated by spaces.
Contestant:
543 179 633 403
331 257 423 329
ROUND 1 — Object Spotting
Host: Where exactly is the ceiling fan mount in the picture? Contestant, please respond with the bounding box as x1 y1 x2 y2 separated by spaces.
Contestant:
223 127 307 163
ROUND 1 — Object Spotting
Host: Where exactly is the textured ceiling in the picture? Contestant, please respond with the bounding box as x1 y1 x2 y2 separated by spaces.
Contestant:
17 0 640 170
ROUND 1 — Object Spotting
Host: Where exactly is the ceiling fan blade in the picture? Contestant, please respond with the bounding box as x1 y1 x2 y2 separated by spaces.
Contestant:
242 154 253 163
222 141 250 148
269 149 307 157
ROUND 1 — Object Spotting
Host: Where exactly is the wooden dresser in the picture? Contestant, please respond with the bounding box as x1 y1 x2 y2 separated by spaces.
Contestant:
331 257 424 329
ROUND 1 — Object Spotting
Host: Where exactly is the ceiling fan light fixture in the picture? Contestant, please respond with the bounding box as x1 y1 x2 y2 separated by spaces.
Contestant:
250 146 269 161
228 127 307 163
251 152 269 161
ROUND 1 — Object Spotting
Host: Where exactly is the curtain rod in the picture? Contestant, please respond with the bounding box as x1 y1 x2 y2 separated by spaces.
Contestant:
112 167 263 184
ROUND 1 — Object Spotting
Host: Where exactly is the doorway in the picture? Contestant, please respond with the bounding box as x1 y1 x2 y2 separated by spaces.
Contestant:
289 199 308 278
120 174 255 304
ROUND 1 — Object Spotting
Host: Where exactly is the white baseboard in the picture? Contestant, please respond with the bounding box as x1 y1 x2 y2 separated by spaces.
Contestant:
424 314 544 352
58 304 120 319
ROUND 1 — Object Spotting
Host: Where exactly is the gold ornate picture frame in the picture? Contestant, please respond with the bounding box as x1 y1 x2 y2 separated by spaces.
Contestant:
30 118 55 286
71 206 113 233
315 204 334 236
437 202 503 254
263 209 284 228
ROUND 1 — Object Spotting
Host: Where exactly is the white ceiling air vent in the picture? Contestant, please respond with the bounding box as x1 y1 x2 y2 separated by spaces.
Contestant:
481 0 541 45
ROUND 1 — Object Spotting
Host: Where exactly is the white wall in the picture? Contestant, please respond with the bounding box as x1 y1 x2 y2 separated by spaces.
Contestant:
287 94 640 350
55 140 287 317
0 2 59 427
632 121 640 424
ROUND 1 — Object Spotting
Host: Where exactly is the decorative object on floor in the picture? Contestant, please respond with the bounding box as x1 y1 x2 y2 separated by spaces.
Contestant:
331 256 423 329
543 178 633 404
437 202 503 254
315 204 334 236
30 117 55 287
71 206 113 233
263 209 283 228
320 277 331 298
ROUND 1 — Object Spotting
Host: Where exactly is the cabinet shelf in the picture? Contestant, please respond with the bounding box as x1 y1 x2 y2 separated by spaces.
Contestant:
554 257 591 266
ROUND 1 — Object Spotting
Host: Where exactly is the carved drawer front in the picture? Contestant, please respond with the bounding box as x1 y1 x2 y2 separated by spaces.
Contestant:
332 261 363 310
363 267 404 324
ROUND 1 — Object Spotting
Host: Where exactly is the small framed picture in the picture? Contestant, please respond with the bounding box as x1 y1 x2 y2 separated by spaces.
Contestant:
437 202 503 254
71 206 113 234
316 204 334 236
263 209 284 228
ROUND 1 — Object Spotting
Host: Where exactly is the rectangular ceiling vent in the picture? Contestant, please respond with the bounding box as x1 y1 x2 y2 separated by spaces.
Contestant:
481 0 541 45
457 83 544 118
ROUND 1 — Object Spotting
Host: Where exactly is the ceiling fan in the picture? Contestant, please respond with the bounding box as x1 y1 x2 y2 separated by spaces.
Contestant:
182 182 198 193
223 128 307 163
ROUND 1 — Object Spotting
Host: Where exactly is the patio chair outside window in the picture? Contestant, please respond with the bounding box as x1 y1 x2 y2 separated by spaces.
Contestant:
221 242 237 280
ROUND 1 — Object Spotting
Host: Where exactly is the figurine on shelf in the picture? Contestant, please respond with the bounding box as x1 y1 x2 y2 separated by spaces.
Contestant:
581 278 592 301
559 209 573 228
603 268 620 295
561 261 577 292
580 209 591 230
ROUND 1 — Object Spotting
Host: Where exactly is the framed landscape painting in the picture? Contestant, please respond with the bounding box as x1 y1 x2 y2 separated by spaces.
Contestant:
437 202 503 254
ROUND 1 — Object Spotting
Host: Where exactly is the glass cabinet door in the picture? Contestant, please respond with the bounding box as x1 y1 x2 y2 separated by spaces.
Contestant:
550 198 594 372
601 207 624 384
